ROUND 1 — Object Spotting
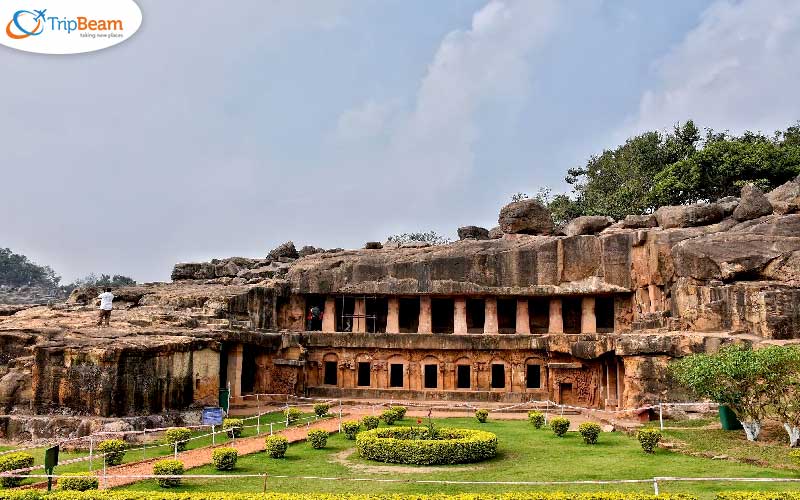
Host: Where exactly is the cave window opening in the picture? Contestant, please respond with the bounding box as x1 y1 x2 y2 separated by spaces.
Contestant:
365 297 388 333
596 296 615 332
456 365 471 389
497 298 517 334
398 298 420 333
491 364 506 389
389 364 404 388
357 362 371 387
241 346 257 394
335 297 355 332
466 299 485 333
431 298 454 333
324 361 338 386
305 294 326 331
424 364 438 389
562 297 582 334
526 364 541 389
529 298 550 333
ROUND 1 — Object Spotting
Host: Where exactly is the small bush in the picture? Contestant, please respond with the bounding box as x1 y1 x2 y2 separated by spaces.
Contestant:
265 435 289 458
152 459 184 488
342 420 361 440
285 407 302 424
163 427 192 452
97 439 126 466
550 417 570 437
391 406 407 419
314 403 330 417
638 428 662 453
791 449 800 465
223 418 243 438
307 429 328 449
475 409 489 423
381 408 400 425
528 411 546 429
0 452 34 487
361 415 380 430
578 422 602 444
211 447 238 470
57 472 99 491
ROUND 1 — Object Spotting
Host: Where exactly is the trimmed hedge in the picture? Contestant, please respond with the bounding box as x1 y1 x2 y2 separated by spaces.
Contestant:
223 418 243 438
356 426 497 465
314 403 330 417
163 428 192 452
0 452 34 487
342 420 361 440
718 494 800 500
528 411 546 429
475 409 489 423
97 439 126 466
211 447 238 470
550 417 570 437
265 435 289 458
285 407 302 424
361 415 380 430
152 459 184 488
578 422 601 444
0 491 696 500
381 408 400 425
391 406 407 419
637 428 662 453
57 473 98 491
307 429 328 449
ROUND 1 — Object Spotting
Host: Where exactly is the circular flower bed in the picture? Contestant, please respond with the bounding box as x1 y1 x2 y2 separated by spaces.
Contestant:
355 427 497 465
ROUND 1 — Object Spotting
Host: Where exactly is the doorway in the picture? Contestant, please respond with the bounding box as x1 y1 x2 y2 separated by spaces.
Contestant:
424 364 438 389
560 383 576 405
456 365 471 389
357 362 371 387
324 361 338 386
389 364 404 388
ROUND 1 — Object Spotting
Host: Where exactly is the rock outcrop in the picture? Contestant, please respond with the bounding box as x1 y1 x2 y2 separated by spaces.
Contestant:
498 200 554 235
733 184 772 221
457 226 490 240
563 216 615 236
767 176 800 214
655 203 724 229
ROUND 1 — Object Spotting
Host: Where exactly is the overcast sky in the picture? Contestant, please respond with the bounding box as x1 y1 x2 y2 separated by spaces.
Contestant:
3 0 800 283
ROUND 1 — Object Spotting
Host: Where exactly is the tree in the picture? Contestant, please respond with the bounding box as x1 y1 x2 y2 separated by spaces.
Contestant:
386 231 451 246
670 344 772 441
0 248 61 288
62 273 136 293
759 345 800 447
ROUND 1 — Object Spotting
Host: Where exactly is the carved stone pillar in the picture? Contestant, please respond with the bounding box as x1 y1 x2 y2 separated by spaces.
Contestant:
322 297 335 333
418 296 432 334
581 297 596 333
516 298 530 334
484 298 499 334
386 297 400 334
227 343 243 400
353 298 366 333
454 297 467 334
548 298 564 333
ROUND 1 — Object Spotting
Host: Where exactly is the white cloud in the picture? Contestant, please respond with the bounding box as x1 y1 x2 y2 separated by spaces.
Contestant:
628 0 800 135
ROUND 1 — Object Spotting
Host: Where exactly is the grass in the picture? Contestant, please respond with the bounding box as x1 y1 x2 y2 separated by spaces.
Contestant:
116 417 800 499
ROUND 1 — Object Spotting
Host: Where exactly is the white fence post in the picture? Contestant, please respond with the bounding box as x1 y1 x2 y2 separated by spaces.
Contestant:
659 402 664 431
212 425 216 446
174 441 178 459
88 437 93 472
652 478 659 495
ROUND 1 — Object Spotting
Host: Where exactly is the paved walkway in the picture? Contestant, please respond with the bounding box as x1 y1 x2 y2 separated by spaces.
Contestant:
99 417 342 489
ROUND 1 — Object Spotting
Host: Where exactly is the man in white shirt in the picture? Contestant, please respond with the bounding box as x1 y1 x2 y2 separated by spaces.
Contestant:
97 287 114 327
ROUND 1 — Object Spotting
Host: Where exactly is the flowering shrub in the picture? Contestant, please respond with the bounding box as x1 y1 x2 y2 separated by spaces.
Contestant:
97 439 126 466
381 408 401 425
361 415 380 430
314 403 330 417
342 420 361 439
791 449 800 465
307 429 328 449
163 428 192 452
285 407 302 424
578 422 602 444
211 447 238 470
475 409 489 423
0 452 35 487
57 472 99 491
391 406 407 419
550 417 570 437
223 418 243 438
528 411 545 429
265 435 289 458
637 428 662 453
356 427 497 465
153 459 184 488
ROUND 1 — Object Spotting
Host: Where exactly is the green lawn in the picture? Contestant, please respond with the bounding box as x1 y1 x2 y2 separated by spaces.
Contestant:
117 417 800 499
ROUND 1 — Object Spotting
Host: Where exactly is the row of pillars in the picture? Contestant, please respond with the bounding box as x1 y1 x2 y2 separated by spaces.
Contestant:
320 296 601 335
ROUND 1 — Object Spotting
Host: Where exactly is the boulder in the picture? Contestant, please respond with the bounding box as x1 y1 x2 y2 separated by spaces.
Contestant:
622 214 658 229
400 241 430 248
562 216 614 236
733 184 772 221
457 226 490 240
267 241 299 260
767 178 800 214
498 199 554 235
717 196 740 217
364 241 383 249
298 246 323 257
488 226 503 239
654 203 724 229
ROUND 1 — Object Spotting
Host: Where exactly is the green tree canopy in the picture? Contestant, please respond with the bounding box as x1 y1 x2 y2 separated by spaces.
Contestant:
0 248 61 288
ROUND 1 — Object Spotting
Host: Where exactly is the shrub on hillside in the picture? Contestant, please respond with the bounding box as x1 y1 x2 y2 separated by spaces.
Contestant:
97 439 126 466
57 472 99 491
475 409 489 423
265 435 289 458
381 408 400 425
307 429 328 449
361 415 380 430
391 406 407 419
163 427 192 452
578 422 602 444
153 459 184 488
211 447 238 471
314 403 330 417
638 428 662 453
342 420 361 440
223 418 243 438
0 452 34 487
550 417 570 437
285 407 302 425
791 450 800 466
528 411 546 429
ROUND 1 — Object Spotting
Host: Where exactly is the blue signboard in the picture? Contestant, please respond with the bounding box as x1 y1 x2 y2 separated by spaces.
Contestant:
202 407 224 426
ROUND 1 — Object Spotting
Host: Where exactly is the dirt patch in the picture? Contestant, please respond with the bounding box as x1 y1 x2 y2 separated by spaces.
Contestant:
329 448 484 474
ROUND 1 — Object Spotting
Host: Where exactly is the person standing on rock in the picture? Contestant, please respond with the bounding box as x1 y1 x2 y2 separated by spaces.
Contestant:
96 287 114 326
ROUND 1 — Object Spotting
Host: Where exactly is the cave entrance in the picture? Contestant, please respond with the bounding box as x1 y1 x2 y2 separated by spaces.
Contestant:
398 298 419 333
336 297 355 332
529 298 550 333
491 364 506 389
596 296 615 332
562 297 582 334
305 294 326 331
466 299 484 333
456 364 471 389
424 364 438 389
365 297 388 333
497 298 517 334
431 298 454 333
219 343 229 391
560 383 576 405
241 345 257 394
526 363 541 389
324 361 338 386
357 362 371 387
389 364 404 388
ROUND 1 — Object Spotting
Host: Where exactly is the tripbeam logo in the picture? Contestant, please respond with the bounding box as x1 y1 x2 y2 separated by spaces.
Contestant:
0 0 141 54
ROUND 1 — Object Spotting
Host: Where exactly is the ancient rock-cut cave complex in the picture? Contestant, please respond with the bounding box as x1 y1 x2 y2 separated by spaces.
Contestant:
2 179 800 425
